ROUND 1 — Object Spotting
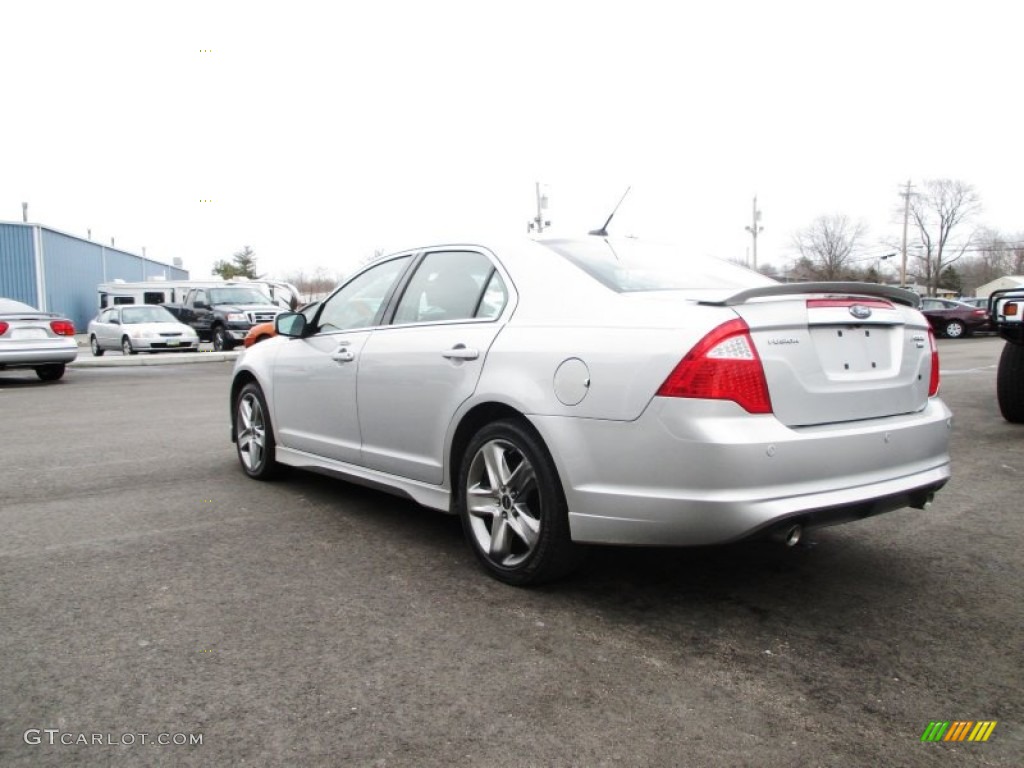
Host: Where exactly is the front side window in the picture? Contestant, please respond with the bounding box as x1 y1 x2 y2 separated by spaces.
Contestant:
393 250 505 324
317 256 411 333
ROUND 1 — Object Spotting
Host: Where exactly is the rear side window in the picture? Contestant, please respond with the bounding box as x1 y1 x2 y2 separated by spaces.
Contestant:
393 250 505 324
541 238 776 293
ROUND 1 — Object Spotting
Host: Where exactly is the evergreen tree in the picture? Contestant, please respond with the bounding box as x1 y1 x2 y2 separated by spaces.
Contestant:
212 246 261 279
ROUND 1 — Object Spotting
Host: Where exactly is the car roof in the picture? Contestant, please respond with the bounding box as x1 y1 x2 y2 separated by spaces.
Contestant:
0 297 46 313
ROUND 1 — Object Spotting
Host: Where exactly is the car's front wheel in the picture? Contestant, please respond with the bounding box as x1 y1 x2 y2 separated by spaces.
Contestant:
997 342 1024 423
457 419 583 586
90 335 104 356
234 382 282 479
944 319 966 338
122 337 137 356
213 327 233 351
35 364 66 381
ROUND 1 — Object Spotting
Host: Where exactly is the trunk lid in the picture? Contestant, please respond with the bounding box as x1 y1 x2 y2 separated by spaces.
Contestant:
705 284 933 427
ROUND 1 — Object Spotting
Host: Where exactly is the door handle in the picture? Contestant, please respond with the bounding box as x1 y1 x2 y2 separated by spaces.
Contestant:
331 348 355 363
442 344 479 361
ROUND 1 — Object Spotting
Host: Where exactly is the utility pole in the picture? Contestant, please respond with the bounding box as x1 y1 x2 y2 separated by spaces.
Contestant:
745 196 763 270
528 182 550 233
899 180 914 287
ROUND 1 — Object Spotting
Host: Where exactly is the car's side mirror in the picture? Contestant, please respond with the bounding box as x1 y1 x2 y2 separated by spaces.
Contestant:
194 301 209 310
276 312 307 337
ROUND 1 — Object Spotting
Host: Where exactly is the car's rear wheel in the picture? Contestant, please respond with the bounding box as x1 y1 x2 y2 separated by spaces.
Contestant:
457 419 583 586
996 342 1024 423
90 335 104 356
35 364 66 381
235 382 282 479
944 319 966 338
122 337 137 356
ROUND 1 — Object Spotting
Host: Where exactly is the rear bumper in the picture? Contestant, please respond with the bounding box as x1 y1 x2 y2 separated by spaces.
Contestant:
530 397 953 546
0 343 78 368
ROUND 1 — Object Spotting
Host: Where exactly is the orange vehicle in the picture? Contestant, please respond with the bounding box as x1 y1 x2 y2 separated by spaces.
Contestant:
243 320 276 348
243 301 320 348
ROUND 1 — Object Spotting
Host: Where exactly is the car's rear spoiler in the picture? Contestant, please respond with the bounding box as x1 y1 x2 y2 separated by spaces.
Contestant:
699 282 921 308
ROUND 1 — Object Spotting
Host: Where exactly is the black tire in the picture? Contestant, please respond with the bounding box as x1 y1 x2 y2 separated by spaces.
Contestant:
457 419 583 586
90 335 104 356
996 342 1024 423
944 320 966 339
35 364 66 381
234 382 282 479
213 327 234 351
121 337 137 356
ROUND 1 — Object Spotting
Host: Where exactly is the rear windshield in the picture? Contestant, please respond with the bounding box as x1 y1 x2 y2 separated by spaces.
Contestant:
540 238 776 293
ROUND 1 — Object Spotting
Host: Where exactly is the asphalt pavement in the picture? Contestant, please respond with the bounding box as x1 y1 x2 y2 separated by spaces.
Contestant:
1 337 1021 767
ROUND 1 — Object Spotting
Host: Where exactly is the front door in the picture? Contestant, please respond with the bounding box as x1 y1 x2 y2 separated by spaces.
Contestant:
271 255 412 464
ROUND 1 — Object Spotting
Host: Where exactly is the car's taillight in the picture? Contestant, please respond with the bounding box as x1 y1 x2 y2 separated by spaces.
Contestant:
971 309 986 317
656 318 773 414
0 322 8 335
1005 302 1019 317
928 327 940 397
50 320 75 336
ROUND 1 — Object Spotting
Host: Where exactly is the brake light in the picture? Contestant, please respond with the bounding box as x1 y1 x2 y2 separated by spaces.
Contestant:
971 309 986 317
1006 302 1019 317
657 318 773 413
0 322 8 335
928 327 940 397
50 320 76 336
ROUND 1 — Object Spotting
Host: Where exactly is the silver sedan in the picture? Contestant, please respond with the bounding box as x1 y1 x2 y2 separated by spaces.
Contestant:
0 297 78 381
88 305 200 355
229 237 952 585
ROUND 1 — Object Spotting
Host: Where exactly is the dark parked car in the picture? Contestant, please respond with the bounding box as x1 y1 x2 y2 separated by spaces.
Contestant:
959 297 988 309
919 298 989 338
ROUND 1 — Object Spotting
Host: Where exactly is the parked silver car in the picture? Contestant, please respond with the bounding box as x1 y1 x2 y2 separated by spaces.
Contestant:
88 305 200 355
0 297 78 381
229 237 952 584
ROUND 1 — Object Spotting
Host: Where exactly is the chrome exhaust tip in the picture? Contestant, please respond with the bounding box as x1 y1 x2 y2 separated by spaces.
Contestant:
771 524 803 547
910 492 935 511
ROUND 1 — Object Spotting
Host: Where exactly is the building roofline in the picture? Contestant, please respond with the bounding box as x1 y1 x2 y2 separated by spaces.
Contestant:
0 219 181 271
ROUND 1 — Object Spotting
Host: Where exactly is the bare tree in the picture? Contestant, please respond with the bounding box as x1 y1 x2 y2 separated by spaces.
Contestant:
792 214 867 280
908 179 981 295
282 267 344 301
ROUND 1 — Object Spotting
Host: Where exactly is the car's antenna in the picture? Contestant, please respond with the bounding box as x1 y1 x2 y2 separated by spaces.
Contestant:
589 186 632 236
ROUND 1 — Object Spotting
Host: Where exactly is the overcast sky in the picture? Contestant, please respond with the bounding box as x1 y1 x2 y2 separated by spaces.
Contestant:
2 0 1021 282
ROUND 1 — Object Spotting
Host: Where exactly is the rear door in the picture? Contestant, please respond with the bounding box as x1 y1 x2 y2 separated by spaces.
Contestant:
731 294 933 427
356 249 511 484
96 309 119 347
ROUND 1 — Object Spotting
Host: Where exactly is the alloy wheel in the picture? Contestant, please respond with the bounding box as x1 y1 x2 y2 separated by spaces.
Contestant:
465 439 541 568
236 391 267 472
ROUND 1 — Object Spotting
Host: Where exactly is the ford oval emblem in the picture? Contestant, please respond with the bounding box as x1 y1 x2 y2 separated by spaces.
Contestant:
849 304 872 320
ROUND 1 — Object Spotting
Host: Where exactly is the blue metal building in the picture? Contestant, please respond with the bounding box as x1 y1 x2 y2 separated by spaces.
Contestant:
0 221 189 331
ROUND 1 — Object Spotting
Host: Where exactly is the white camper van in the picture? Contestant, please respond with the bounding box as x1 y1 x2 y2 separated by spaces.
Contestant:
97 279 302 310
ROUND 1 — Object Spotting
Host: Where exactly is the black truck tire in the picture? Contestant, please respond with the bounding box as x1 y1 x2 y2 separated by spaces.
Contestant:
212 326 234 352
996 342 1024 423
